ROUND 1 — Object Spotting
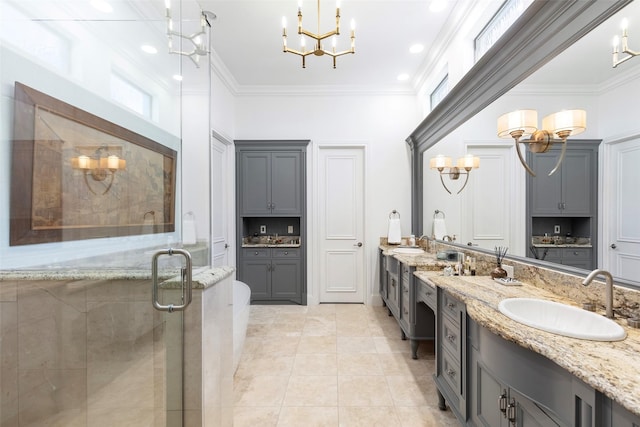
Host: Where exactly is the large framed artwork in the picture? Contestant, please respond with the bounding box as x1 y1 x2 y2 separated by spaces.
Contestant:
10 82 177 246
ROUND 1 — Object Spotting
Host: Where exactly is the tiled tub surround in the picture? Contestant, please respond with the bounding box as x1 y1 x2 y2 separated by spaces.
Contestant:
0 266 234 427
379 240 640 417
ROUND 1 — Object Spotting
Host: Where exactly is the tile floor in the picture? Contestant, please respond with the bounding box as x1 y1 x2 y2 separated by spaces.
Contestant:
233 303 460 426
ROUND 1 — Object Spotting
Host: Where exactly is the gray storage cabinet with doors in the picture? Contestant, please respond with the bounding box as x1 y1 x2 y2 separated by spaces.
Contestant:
236 140 308 304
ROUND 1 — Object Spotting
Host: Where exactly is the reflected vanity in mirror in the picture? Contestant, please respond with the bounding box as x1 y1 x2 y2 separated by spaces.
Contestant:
409 0 640 288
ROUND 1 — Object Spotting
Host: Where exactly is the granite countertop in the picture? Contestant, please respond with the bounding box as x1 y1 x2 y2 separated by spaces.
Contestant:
413 271 640 417
379 244 448 270
241 243 301 248
532 243 593 248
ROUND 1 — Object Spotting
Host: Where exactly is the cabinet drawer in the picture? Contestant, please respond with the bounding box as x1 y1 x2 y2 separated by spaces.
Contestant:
563 248 591 259
401 286 410 320
242 248 270 258
272 248 300 258
441 347 462 395
417 279 436 310
441 312 462 358
441 292 463 325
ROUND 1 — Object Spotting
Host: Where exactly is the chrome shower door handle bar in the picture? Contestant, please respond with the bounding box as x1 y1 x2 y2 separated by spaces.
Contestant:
152 248 193 313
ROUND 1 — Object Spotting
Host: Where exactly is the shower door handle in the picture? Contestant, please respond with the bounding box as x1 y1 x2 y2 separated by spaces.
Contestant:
152 248 193 313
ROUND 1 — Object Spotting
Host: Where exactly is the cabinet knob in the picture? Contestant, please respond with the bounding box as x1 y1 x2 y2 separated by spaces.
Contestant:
254 251 259 255
446 368 456 377
284 251 288 255
446 333 456 342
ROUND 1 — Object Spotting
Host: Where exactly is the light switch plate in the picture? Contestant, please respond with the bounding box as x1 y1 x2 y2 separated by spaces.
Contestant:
288 225 294 233
260 225 266 234
554 224 560 234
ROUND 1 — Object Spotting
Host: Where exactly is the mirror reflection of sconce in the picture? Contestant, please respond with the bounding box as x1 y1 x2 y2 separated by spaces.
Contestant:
429 154 480 194
71 146 126 195
613 18 639 68
497 109 586 177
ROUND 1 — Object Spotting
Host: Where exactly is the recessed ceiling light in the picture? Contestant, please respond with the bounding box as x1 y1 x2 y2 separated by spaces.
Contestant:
397 73 410 81
90 0 113 13
409 44 424 54
429 0 448 13
173 75 183 81
141 45 158 54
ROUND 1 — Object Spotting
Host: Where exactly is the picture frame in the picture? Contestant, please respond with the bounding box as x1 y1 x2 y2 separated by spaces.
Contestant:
10 82 177 246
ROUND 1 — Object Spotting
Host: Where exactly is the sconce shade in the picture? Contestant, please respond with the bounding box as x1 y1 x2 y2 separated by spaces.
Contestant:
429 154 452 169
497 109 538 138
541 109 586 137
457 154 480 169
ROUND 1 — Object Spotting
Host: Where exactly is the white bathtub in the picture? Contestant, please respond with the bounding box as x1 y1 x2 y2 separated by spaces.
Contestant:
233 280 251 373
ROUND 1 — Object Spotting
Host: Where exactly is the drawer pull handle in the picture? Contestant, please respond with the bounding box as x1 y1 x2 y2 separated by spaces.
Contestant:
254 251 259 256
446 333 456 342
447 302 456 310
285 251 288 255
499 391 508 416
446 368 456 377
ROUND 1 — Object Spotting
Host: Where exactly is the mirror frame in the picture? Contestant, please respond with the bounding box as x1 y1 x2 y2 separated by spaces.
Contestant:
406 0 637 288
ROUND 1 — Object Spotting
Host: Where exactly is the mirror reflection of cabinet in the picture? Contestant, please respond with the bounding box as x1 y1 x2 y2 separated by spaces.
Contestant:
526 141 599 269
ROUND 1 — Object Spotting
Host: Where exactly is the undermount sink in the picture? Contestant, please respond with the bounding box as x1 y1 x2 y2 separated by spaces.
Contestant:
498 298 627 341
392 247 424 255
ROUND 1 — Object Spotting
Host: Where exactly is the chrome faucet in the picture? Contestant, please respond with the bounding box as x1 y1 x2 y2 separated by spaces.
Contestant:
582 269 615 318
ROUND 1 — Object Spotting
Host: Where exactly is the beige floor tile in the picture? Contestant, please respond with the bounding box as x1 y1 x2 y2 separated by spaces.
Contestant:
338 406 401 426
292 353 338 376
234 376 289 407
233 406 280 427
385 375 438 407
373 336 412 354
297 336 337 354
395 405 459 427
282 375 338 407
234 354 294 379
337 336 377 354
265 322 304 337
277 406 339 426
338 376 394 407
302 317 337 336
337 353 384 376
306 304 337 315
251 336 301 356
377 353 434 377
336 320 371 337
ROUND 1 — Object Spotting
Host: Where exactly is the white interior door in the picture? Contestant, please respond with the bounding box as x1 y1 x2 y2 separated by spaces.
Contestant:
607 138 640 284
461 145 520 252
318 146 365 303
211 132 231 267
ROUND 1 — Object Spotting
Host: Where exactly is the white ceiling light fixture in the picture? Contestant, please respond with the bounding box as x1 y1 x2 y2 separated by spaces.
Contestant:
164 0 216 68
141 45 158 54
612 18 639 68
429 0 448 13
397 73 410 81
409 44 424 54
90 0 113 13
497 109 586 176
281 0 356 68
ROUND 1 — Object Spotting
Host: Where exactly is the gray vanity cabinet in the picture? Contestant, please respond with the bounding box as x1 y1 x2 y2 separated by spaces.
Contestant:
239 248 302 304
435 289 467 421
528 144 596 216
468 317 601 427
610 401 640 427
239 151 302 216
384 254 400 319
399 270 436 359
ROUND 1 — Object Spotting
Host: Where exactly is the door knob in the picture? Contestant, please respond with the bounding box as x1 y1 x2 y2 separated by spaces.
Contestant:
610 243 617 249
354 242 363 247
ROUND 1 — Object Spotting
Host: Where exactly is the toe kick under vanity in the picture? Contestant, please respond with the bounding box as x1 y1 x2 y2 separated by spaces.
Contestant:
379 243 640 427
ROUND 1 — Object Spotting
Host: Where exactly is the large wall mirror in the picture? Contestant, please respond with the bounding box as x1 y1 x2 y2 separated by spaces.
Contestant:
411 0 640 288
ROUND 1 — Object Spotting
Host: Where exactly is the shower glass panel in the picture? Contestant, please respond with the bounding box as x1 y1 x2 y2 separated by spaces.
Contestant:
0 0 212 425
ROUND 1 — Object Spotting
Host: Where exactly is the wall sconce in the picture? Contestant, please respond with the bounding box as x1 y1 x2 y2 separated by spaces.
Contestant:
497 109 586 177
612 18 639 68
429 154 480 194
71 146 126 195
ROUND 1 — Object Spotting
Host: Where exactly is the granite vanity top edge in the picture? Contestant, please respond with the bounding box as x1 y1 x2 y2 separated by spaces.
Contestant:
0 269 174 281
414 271 640 417
531 244 593 248
378 244 445 268
160 266 235 289
241 244 301 248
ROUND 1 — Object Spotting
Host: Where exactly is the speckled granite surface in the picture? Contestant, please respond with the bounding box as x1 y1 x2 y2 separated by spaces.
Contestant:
161 266 235 289
413 271 640 417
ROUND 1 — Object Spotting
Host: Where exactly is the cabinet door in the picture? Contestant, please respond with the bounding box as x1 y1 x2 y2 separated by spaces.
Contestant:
470 351 506 427
530 151 563 215
611 401 640 427
240 152 271 215
240 259 271 300
562 150 593 215
271 259 301 302
271 152 302 215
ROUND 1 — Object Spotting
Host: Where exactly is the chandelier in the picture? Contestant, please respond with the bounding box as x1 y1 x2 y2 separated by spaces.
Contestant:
281 0 355 68
164 0 216 67
612 18 639 68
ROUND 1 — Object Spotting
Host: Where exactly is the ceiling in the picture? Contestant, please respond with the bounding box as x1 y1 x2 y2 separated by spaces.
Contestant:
5 0 640 94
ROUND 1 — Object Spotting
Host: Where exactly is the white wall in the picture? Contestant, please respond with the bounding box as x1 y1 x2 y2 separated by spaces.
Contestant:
233 93 420 304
